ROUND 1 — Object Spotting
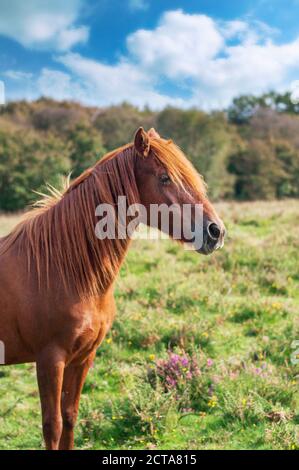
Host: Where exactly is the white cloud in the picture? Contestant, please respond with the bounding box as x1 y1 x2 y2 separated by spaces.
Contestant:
55 26 89 51
4 9 299 109
0 0 88 50
220 18 278 43
191 36 299 108
37 69 80 101
124 9 299 108
54 54 185 108
127 11 224 79
2 70 33 80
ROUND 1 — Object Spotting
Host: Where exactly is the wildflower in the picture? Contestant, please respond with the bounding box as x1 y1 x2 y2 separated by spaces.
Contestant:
166 376 177 388
155 350 201 393
181 357 189 367
207 358 214 367
170 353 180 364
208 396 218 408
148 354 156 361
106 337 112 344
241 398 247 406
202 332 209 338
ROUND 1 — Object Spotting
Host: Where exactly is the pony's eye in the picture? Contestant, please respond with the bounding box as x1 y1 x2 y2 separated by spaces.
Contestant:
160 173 171 185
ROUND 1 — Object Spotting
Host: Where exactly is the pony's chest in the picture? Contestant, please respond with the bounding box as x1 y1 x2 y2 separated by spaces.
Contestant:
67 292 116 362
69 308 112 362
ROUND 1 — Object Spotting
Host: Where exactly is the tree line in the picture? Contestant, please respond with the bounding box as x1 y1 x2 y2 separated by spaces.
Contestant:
0 92 299 211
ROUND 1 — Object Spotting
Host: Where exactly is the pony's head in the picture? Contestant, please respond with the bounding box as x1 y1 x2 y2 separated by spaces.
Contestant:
0 126 226 300
133 127 225 254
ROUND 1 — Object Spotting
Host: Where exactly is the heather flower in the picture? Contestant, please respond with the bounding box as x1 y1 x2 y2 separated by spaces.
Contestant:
181 357 189 366
155 350 200 393
170 354 180 364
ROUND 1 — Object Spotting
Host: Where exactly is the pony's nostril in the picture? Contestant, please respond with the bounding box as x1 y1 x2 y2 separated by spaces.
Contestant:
207 222 221 240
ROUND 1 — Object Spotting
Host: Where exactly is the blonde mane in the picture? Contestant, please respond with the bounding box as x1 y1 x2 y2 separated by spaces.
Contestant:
0 137 208 299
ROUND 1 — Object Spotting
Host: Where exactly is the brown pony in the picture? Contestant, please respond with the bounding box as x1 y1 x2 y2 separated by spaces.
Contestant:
0 128 225 450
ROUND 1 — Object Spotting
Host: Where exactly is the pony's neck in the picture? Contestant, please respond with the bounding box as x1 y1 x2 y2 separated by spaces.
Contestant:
56 145 140 298
5 145 140 300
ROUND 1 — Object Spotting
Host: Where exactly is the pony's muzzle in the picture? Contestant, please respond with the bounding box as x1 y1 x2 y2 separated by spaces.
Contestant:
207 222 221 241
200 220 226 254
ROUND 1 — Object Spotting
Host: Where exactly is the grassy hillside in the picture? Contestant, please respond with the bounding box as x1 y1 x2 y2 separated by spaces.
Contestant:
0 201 298 450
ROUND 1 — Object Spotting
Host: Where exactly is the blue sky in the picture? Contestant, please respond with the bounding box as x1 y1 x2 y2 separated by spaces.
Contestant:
0 0 299 109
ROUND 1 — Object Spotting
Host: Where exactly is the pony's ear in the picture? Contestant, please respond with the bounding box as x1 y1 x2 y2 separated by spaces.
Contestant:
148 128 160 139
134 127 150 157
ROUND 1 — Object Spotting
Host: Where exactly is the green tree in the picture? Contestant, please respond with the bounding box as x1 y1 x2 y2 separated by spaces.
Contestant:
228 139 289 200
68 123 106 178
157 108 236 199
94 103 156 150
228 95 260 124
274 141 299 197
228 92 299 124
0 127 70 211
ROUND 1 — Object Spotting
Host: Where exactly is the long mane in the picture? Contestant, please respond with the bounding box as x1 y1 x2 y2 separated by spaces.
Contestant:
0 137 208 299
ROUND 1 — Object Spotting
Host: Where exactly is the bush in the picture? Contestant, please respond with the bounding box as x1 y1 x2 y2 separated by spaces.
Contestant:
0 127 70 210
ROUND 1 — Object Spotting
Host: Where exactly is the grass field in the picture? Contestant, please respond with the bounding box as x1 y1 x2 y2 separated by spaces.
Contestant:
0 200 298 450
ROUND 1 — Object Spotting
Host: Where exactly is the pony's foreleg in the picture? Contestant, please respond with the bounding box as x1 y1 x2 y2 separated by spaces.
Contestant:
36 347 66 450
59 353 95 450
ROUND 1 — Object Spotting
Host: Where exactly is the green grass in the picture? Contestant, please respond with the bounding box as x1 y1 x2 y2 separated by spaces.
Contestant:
0 200 298 450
